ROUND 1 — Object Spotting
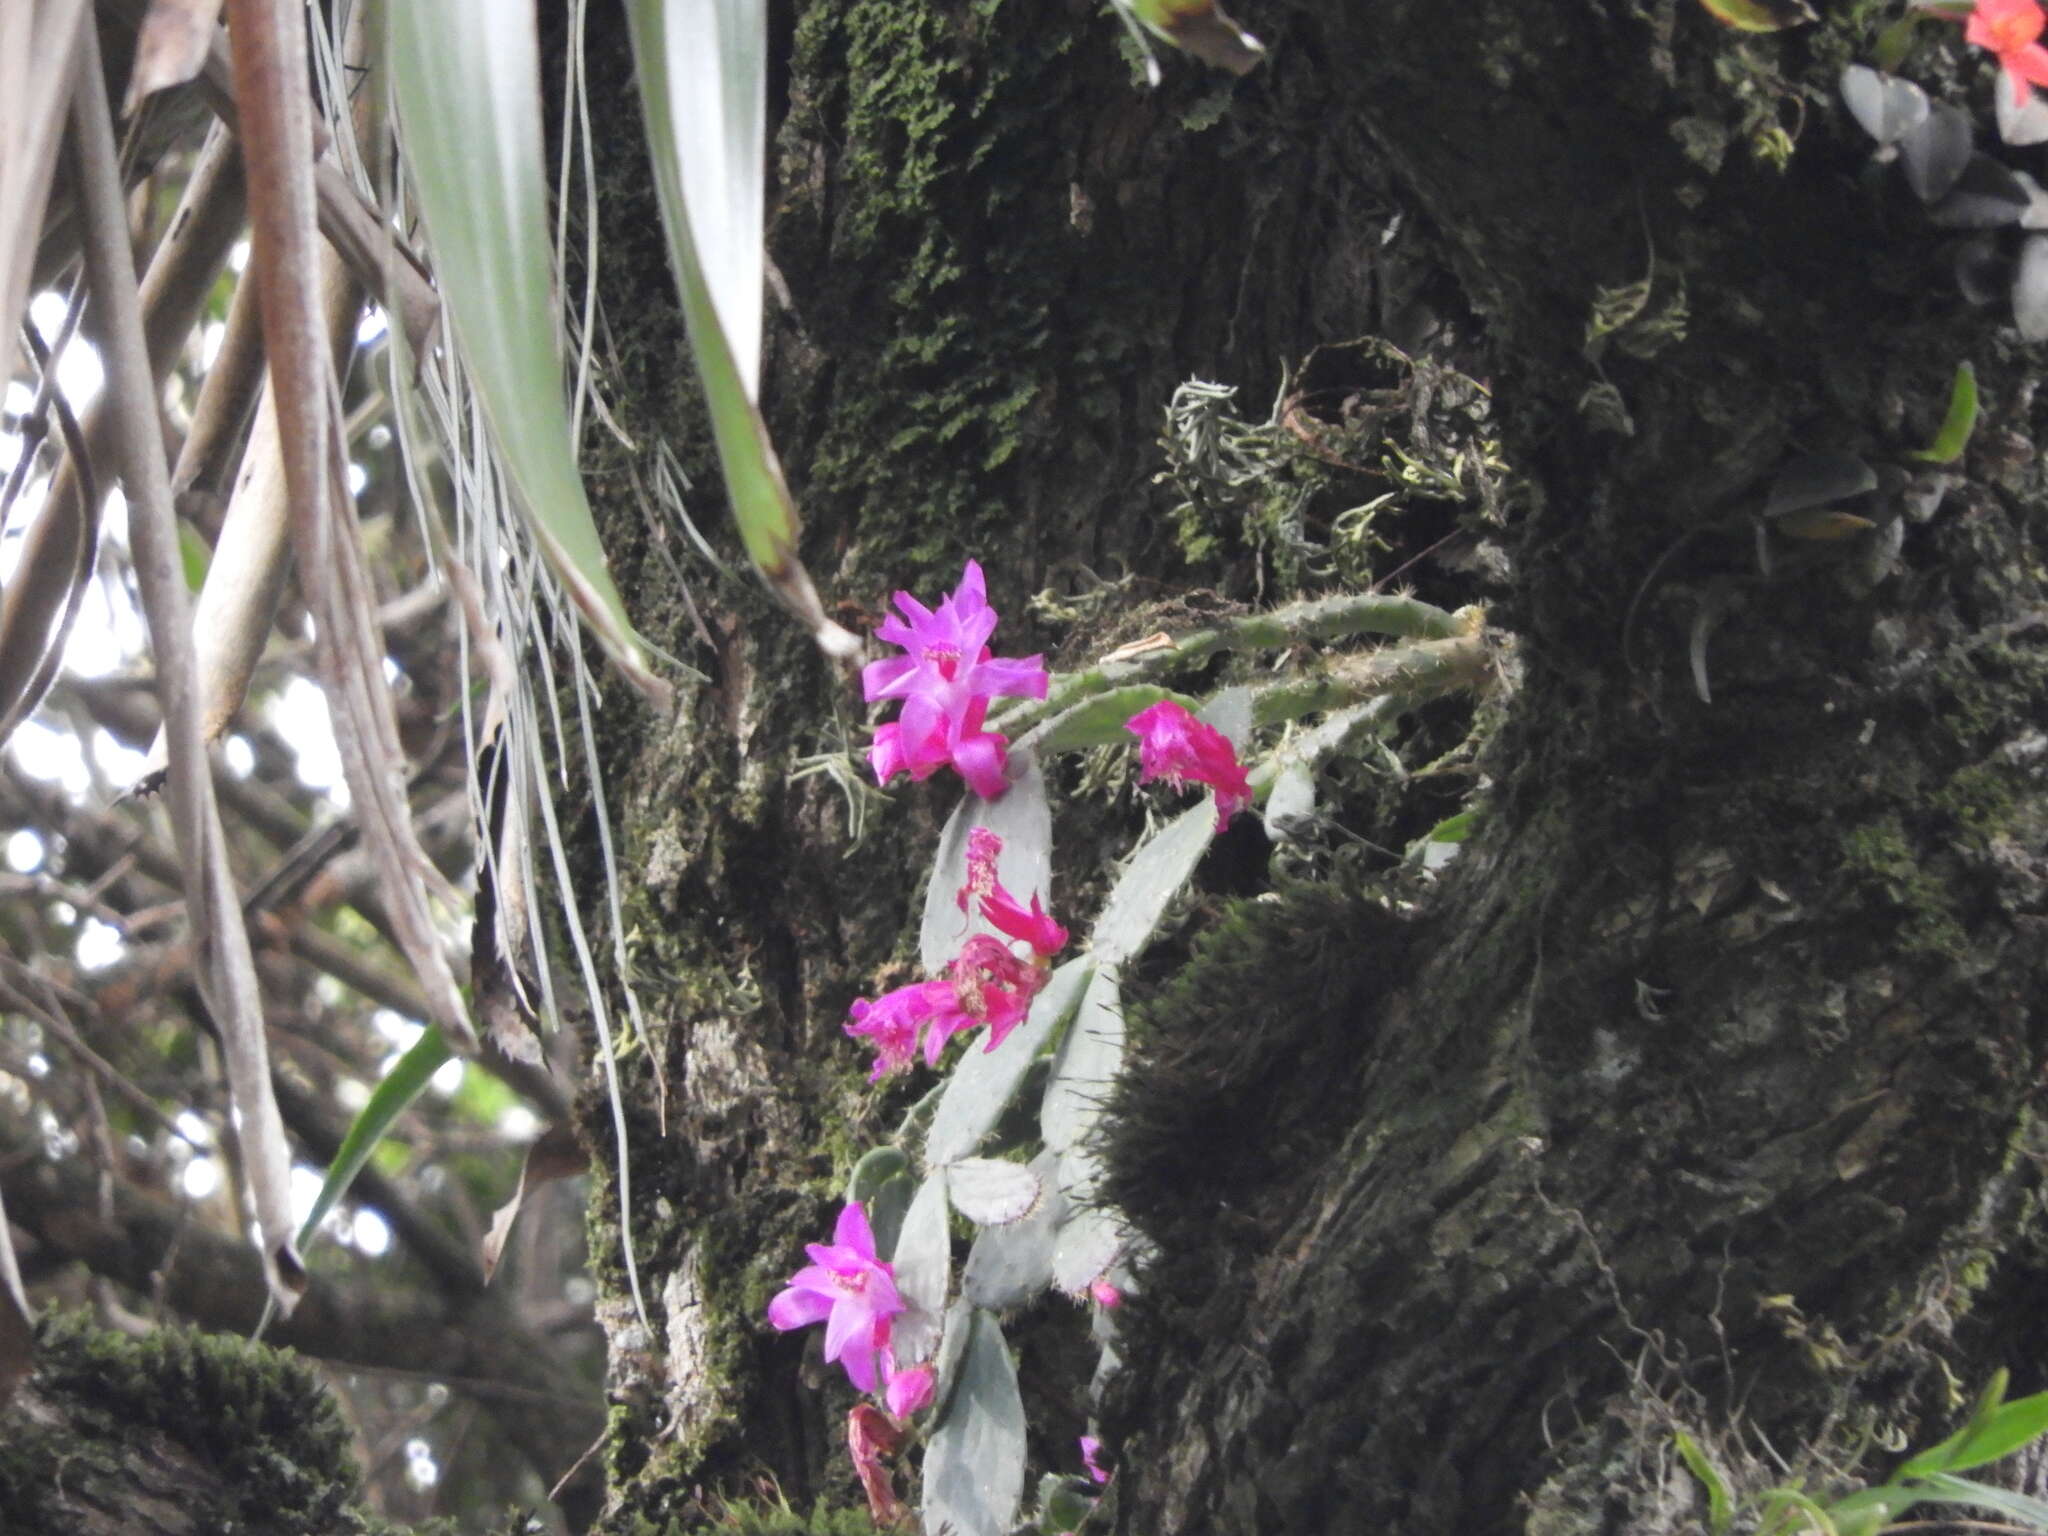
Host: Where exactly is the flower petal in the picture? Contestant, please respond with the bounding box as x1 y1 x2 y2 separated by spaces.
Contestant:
767 1285 834 1332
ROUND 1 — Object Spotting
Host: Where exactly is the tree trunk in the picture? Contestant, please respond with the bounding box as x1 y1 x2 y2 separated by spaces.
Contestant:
560 2 2048 1532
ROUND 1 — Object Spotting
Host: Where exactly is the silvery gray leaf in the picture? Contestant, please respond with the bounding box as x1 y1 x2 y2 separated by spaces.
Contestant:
1899 102 1973 204
948 1157 1043 1226
847 1144 908 1206
1042 967 1125 1155
2013 232 2048 340
1955 235 2013 307
868 1169 915 1262
1198 684 1255 748
1842 65 1929 147
890 1172 951 1365
1051 1205 1128 1296
1091 802 1216 967
1998 77 2048 145
1763 453 1876 520
962 1151 1062 1308
1057 1141 1105 1206
920 753 1052 973
926 957 1090 1166
2015 170 2048 229
1928 155 2032 228
923 1310 1027 1536
1263 760 1316 841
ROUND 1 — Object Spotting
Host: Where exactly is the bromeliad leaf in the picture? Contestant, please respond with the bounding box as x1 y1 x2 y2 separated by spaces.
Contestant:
926 957 1090 1166
623 0 857 658
924 1309 1029 1536
386 0 667 700
296 1026 453 1254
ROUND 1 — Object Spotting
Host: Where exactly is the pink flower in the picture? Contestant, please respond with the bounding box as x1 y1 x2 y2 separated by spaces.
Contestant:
844 979 975 1080
847 829 1068 1077
766 1202 905 1394
883 1359 936 1418
960 827 1069 956
1962 0 2048 104
863 561 1048 800
1126 699 1252 831
1089 1277 1122 1309
1080 1435 1111 1485
946 934 1048 1053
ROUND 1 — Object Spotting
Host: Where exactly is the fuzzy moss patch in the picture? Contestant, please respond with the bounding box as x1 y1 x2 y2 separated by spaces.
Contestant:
2 1311 414 1535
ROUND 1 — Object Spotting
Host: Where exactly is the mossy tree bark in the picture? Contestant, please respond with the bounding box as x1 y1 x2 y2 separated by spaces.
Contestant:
557 3 2048 1533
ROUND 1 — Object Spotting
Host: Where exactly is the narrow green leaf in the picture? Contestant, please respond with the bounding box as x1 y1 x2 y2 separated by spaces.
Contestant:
386 0 666 699
1911 361 1979 464
924 1310 1028 1536
1910 1470 2048 1529
296 1026 452 1253
1937 1387 2048 1473
1901 1368 2009 1477
1674 1431 1734 1536
1759 1487 1839 1536
623 0 856 656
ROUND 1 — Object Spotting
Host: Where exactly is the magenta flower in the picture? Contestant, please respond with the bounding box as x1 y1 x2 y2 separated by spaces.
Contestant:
1089 1277 1122 1309
847 829 1068 1077
883 1359 936 1418
766 1202 905 1394
844 979 975 1080
1126 699 1253 831
863 561 1048 800
1080 1435 1111 1485
959 827 1069 956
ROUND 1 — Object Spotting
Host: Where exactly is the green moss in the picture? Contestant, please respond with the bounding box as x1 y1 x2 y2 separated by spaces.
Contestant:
1 1311 417 1535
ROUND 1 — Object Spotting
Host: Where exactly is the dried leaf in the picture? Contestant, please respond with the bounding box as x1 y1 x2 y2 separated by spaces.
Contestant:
481 1122 588 1282
123 0 225 112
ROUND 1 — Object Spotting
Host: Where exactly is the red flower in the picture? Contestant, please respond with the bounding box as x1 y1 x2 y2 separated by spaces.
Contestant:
1964 0 2048 105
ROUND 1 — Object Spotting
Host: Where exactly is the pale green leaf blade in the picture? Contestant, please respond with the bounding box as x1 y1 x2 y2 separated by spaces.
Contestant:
1042 967 1124 1154
926 957 1090 1166
948 1158 1043 1226
1091 802 1216 967
386 0 664 698
962 1150 1062 1309
296 1027 453 1254
924 1310 1028 1536
888 1172 950 1366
